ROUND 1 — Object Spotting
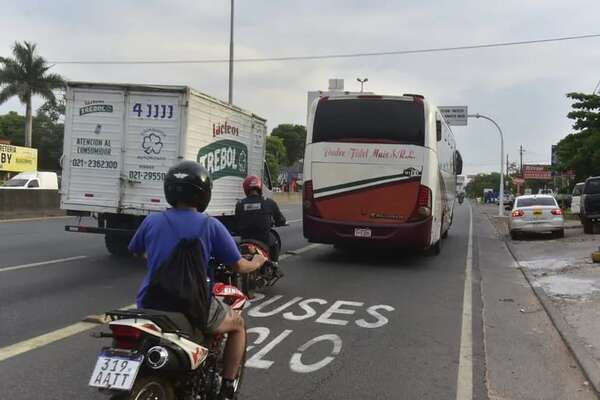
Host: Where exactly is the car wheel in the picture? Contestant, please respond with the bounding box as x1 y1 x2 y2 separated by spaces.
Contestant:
510 230 519 240
555 229 565 239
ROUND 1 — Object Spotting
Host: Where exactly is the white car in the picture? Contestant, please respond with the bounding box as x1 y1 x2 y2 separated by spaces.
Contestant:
0 171 59 190
509 195 565 239
571 182 585 215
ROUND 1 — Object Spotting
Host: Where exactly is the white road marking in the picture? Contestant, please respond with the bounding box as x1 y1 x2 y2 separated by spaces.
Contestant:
289 333 342 373
0 215 70 224
279 243 322 260
0 303 136 363
0 256 88 273
456 203 474 400
287 219 302 224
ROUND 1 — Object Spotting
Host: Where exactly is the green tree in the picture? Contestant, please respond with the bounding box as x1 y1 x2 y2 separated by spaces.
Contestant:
465 172 501 198
271 124 306 166
34 95 65 170
0 111 25 144
0 41 65 147
555 92 600 181
266 135 287 184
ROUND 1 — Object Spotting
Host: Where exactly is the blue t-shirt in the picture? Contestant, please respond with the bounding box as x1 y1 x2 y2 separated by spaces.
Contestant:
129 209 242 307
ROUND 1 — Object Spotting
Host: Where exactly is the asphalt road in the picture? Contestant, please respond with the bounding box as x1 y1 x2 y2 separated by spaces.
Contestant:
0 204 487 399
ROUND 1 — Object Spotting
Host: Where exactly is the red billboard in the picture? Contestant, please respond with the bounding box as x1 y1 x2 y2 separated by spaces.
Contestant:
523 164 552 180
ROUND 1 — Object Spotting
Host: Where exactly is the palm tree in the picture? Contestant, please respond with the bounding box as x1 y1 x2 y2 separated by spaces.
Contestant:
0 41 65 147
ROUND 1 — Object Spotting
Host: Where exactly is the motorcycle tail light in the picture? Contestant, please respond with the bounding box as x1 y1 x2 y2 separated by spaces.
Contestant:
303 180 321 217
110 324 142 349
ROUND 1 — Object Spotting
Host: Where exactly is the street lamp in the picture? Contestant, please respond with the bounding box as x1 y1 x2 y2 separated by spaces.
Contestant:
357 78 368 93
228 0 235 104
469 113 505 217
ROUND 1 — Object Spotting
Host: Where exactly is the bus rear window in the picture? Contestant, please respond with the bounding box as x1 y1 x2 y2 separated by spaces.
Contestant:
312 99 425 145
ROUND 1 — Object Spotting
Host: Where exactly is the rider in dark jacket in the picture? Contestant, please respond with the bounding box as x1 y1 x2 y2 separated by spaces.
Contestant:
235 176 286 261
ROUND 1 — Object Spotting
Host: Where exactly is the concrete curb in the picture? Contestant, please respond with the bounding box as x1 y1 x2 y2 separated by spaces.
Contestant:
504 236 600 395
0 212 67 223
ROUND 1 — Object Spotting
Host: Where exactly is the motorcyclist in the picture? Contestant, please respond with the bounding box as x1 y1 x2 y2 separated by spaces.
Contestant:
128 161 266 400
235 175 286 261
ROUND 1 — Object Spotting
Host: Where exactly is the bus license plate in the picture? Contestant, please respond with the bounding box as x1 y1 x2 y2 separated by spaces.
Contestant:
89 355 142 391
354 228 372 238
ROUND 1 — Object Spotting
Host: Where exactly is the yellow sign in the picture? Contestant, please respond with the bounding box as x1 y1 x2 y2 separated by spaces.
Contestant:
0 144 38 172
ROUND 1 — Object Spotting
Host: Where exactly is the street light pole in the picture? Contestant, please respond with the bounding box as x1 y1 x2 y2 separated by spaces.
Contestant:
357 78 368 93
469 113 505 216
228 0 235 104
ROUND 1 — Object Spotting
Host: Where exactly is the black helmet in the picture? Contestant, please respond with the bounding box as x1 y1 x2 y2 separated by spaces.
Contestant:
164 161 212 211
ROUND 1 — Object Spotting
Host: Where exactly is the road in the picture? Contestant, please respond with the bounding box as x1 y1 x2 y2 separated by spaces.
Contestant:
0 203 593 399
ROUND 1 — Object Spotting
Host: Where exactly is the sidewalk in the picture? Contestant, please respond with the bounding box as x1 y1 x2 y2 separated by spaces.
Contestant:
479 202 600 395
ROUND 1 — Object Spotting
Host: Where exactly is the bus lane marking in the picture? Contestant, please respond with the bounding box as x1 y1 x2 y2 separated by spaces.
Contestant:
244 293 395 374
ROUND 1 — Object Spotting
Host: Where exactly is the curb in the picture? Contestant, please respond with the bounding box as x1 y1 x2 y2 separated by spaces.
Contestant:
504 239 600 395
0 214 69 223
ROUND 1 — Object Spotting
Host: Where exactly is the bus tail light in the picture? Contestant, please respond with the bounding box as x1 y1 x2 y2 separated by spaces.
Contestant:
303 180 321 218
408 185 432 221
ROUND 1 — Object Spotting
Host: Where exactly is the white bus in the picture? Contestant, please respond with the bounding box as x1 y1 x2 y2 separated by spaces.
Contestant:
302 94 462 254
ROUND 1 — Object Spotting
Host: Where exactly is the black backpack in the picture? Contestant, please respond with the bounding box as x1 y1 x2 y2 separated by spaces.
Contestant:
141 213 210 331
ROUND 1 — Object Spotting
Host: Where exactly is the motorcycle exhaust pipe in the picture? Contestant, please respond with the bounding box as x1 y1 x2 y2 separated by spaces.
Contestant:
147 346 170 369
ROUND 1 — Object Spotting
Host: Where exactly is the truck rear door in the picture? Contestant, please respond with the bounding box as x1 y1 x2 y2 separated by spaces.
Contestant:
120 92 183 211
63 89 125 208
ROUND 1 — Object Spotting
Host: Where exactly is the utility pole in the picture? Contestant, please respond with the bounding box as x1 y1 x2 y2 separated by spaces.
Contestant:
228 0 234 105
519 145 524 176
506 154 509 188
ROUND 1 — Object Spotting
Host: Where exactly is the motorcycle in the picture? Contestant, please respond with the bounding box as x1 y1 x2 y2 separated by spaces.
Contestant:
88 249 281 400
458 193 465 204
236 237 284 299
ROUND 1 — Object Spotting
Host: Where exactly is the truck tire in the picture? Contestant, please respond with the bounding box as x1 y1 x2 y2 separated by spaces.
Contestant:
583 219 593 234
105 232 132 257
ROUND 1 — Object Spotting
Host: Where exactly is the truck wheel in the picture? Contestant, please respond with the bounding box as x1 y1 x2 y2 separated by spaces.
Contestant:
583 219 593 234
105 232 131 257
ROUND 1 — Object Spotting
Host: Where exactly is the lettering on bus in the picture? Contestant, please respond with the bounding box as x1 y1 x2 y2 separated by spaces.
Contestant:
323 146 416 162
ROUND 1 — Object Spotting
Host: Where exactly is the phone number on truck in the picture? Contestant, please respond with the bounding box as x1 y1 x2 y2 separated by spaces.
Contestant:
71 158 118 169
128 170 167 181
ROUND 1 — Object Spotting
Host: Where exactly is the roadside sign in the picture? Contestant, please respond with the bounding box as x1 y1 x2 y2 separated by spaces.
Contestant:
439 106 468 126
0 144 38 172
512 177 525 185
522 164 552 180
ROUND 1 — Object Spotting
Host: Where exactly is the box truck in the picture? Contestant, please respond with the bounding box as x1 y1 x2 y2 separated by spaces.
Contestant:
61 81 271 255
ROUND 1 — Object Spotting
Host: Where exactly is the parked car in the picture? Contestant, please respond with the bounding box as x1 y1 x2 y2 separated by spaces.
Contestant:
580 176 600 234
509 195 565 239
0 171 58 190
571 182 585 215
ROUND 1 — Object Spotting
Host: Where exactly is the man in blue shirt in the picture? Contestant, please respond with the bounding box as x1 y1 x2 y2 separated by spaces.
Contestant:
129 161 266 400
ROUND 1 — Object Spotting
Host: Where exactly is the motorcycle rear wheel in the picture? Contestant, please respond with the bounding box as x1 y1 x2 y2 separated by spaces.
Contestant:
110 375 175 400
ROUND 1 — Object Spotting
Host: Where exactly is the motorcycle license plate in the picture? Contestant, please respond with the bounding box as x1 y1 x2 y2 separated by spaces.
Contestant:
354 228 372 238
89 354 143 391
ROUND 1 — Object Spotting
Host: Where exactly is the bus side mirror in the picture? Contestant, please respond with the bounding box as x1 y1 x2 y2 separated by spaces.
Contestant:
436 120 442 142
455 151 463 175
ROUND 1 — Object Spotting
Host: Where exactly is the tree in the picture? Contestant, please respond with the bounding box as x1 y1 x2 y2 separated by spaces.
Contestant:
34 95 66 170
465 173 501 198
271 124 306 166
266 136 287 184
555 92 600 181
0 41 65 147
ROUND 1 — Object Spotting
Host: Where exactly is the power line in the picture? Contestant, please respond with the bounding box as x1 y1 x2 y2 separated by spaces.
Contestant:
48 33 600 65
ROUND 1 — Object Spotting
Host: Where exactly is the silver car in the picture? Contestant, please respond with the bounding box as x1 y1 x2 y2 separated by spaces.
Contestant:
509 195 565 239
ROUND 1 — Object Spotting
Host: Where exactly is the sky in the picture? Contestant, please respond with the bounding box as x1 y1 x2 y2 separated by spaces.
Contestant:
1 0 599 176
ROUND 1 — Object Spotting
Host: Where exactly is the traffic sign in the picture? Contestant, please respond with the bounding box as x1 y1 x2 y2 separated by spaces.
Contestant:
439 106 468 126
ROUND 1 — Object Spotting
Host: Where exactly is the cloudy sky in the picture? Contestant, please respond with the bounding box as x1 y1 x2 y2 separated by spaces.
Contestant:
1 0 599 175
